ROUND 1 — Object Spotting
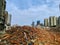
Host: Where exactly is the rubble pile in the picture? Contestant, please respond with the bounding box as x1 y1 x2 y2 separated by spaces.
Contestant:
49 27 60 32
0 26 60 45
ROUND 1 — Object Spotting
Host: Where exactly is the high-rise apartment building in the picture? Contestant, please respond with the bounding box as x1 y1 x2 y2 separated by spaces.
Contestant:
49 16 54 27
37 20 40 26
31 21 35 27
4 11 11 26
53 16 57 26
4 11 8 25
44 19 49 27
44 16 57 27
0 0 6 17
7 14 11 26
0 0 6 30
4 11 12 30
58 16 60 26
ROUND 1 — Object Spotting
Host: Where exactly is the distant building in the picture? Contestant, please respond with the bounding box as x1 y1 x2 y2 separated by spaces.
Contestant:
7 14 11 26
4 11 12 30
44 19 49 27
58 16 60 26
49 16 54 27
6 14 11 30
53 16 57 26
49 16 57 27
56 17 58 26
36 20 44 28
31 21 35 27
36 20 40 26
44 16 57 27
40 23 44 26
4 11 8 25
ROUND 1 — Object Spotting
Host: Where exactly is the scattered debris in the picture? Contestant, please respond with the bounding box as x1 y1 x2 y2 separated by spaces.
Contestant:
0 26 60 45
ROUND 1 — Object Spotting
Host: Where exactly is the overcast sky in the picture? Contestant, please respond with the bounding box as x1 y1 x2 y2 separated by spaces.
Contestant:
6 0 60 26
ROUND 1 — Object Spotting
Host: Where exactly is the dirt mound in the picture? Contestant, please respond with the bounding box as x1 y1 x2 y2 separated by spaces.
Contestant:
0 26 60 45
49 27 60 32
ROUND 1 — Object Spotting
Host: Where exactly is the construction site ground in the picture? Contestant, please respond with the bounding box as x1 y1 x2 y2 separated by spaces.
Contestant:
0 26 60 45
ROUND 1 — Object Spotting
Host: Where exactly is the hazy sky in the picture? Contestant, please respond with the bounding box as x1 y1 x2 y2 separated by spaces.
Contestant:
6 0 60 26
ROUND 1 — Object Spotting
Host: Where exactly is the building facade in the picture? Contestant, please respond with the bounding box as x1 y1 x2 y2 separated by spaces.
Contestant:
4 11 8 25
44 19 49 27
0 0 6 30
4 13 11 30
7 14 11 26
44 16 58 27
0 0 11 30
58 16 60 26
53 16 57 26
36 20 40 26
31 21 35 27
49 16 54 27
